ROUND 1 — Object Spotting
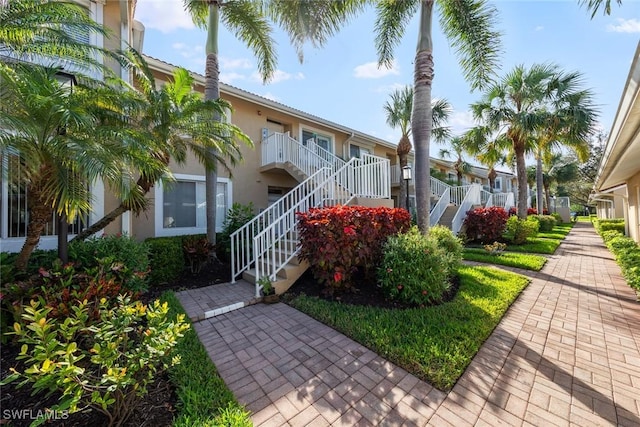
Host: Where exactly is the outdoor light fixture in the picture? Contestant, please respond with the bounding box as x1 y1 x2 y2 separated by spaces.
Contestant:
402 165 412 212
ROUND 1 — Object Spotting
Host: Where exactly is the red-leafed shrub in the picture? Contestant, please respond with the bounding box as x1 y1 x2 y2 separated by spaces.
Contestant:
297 205 410 294
462 206 509 243
508 207 542 216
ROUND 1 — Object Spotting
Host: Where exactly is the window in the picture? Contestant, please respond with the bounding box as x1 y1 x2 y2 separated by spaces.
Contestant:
349 144 370 159
302 129 333 153
155 175 231 237
494 177 503 191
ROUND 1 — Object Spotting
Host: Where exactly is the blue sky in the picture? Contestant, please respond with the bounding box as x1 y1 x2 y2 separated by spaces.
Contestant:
135 1 638 154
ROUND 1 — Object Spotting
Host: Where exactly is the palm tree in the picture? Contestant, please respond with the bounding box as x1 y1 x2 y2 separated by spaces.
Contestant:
470 64 598 219
0 0 111 72
183 0 364 247
0 64 161 272
463 127 509 193
579 0 623 17
73 50 252 242
374 0 502 233
384 86 451 209
438 136 472 186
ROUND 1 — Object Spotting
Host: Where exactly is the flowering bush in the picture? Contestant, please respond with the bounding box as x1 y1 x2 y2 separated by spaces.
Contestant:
378 226 459 305
297 205 410 294
462 207 508 243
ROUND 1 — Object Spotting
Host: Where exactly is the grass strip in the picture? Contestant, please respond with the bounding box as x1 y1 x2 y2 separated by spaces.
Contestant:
463 249 547 271
288 265 529 391
161 292 252 427
503 238 561 254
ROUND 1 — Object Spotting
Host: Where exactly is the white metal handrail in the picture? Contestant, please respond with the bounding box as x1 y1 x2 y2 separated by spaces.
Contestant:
230 167 332 283
451 184 482 234
450 185 473 206
482 190 493 208
253 158 364 295
262 132 332 177
430 176 449 197
505 192 515 212
492 193 509 209
430 187 451 227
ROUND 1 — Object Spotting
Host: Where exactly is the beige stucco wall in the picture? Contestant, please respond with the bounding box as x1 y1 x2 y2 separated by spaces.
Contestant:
628 172 640 243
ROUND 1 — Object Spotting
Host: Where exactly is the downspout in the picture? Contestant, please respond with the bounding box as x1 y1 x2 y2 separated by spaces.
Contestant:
343 132 355 159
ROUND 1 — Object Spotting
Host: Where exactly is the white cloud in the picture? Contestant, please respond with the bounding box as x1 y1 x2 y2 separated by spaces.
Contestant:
374 82 406 93
135 0 195 33
535 25 544 31
607 18 640 33
220 72 246 84
251 69 305 84
172 43 203 59
353 60 400 79
220 57 253 70
449 110 476 134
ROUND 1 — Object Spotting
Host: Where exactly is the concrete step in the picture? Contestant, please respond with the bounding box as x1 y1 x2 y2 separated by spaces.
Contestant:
242 259 310 295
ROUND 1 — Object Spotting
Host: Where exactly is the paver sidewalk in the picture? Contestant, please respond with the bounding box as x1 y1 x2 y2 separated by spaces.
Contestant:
179 222 640 426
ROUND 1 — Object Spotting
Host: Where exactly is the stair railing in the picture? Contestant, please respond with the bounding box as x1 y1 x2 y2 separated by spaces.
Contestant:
482 190 494 208
430 176 450 197
430 187 451 226
262 132 332 176
505 192 515 212
451 184 482 234
252 157 365 296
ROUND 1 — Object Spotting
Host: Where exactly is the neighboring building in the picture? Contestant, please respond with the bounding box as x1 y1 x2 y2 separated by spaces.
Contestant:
593 42 640 243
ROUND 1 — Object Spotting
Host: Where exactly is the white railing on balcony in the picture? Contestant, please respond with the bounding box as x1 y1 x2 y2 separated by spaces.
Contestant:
431 176 449 197
451 184 482 234
354 154 390 198
307 139 347 172
505 192 515 212
492 193 509 209
261 132 332 176
450 185 473 206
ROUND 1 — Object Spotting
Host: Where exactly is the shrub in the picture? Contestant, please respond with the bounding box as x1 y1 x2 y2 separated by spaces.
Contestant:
297 205 410 294
3 296 189 427
531 215 557 232
1 250 58 282
183 235 212 274
69 234 149 292
218 203 256 261
146 236 185 285
429 225 463 268
462 206 509 243
597 219 626 235
551 212 562 224
601 230 624 243
505 216 539 245
484 241 507 255
378 226 458 305
599 233 640 293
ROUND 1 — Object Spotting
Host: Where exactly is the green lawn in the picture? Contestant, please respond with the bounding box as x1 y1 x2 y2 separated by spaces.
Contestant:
502 238 561 254
537 223 573 240
287 265 530 391
463 248 547 271
162 292 252 427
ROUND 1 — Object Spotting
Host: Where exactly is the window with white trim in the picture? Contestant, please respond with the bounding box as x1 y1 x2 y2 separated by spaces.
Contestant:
494 177 503 191
302 129 333 153
349 144 370 159
155 175 231 236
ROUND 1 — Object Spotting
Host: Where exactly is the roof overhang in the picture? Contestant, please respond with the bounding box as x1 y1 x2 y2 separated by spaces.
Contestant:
596 42 640 192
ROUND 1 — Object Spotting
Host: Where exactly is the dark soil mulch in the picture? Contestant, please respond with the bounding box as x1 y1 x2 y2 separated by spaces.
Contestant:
283 268 460 309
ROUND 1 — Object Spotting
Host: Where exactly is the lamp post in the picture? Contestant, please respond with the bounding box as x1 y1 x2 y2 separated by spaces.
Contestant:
402 165 412 212
54 70 76 264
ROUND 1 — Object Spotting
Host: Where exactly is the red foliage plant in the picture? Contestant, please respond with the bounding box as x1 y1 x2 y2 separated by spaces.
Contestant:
462 206 509 243
508 207 543 216
296 205 410 295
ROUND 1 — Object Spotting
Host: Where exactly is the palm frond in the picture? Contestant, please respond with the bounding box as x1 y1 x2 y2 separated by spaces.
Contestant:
374 0 419 68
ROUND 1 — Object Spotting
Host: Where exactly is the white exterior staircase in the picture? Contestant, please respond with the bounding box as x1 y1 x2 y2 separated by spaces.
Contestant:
231 132 516 299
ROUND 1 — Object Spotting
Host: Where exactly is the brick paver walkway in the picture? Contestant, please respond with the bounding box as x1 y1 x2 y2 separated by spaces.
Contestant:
182 222 640 426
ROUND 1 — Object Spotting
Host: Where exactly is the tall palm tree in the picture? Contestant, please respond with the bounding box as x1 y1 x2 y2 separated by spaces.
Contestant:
0 0 111 73
470 64 598 219
383 86 451 210
72 49 252 242
438 136 472 186
374 0 502 233
0 64 161 272
183 0 363 247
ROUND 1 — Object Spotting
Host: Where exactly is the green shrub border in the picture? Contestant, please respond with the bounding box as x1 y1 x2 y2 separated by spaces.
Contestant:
596 228 640 294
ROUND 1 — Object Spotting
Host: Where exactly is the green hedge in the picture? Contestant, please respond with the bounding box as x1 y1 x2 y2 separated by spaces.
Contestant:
598 227 640 293
145 236 186 285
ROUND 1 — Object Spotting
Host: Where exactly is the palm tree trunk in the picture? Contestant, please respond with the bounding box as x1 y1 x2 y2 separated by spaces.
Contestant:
515 146 528 219
204 3 220 247
544 182 551 214
412 0 434 234
488 167 497 193
398 154 408 211
71 203 129 242
14 183 54 272
536 151 544 214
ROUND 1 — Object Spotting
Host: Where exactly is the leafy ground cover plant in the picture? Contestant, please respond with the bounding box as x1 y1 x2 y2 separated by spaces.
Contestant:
145 236 185 284
498 238 560 255
530 215 557 232
463 248 547 271
3 296 189 427
288 265 530 391
462 206 509 243
598 231 640 293
504 216 539 244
